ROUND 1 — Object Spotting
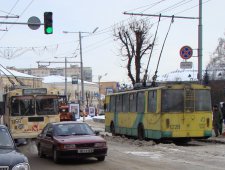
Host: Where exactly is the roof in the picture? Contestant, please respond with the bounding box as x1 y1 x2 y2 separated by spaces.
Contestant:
42 75 97 85
0 69 40 79
158 69 198 82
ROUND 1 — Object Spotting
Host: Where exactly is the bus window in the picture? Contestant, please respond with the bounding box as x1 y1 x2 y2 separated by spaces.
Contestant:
36 96 58 115
122 94 129 112
110 96 116 112
148 91 157 112
11 97 34 116
116 95 122 112
129 93 136 112
162 90 183 112
195 90 211 111
137 92 144 112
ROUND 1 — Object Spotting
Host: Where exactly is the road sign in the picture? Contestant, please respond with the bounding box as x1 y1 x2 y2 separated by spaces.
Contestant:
27 16 41 30
180 62 193 69
180 46 193 60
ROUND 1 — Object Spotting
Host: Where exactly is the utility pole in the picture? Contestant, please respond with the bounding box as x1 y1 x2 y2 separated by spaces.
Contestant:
198 0 203 83
37 60 80 103
79 32 85 121
63 27 98 122
65 57 68 100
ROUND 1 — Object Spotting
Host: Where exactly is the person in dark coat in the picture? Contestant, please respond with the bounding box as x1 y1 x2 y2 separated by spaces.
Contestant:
221 102 225 124
213 104 223 137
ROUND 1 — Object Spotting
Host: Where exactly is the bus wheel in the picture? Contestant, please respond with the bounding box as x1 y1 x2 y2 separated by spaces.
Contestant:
110 122 115 136
138 124 144 140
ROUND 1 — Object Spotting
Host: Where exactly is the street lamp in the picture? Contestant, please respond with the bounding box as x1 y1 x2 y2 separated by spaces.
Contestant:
63 27 98 121
98 73 107 111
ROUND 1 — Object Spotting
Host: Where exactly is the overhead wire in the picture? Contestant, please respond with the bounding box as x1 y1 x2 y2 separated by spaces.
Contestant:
0 0 35 41
0 0 214 60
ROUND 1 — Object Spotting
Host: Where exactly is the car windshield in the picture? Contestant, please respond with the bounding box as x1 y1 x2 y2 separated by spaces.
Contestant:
0 128 14 148
54 123 94 136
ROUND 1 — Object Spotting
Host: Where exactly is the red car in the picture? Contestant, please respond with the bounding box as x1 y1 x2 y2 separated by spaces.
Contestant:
36 121 107 163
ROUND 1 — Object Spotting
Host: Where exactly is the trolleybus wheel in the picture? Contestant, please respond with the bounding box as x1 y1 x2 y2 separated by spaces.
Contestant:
110 122 115 136
138 124 144 140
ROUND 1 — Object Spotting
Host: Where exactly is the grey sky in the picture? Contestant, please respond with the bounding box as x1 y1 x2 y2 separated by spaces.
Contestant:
0 0 224 83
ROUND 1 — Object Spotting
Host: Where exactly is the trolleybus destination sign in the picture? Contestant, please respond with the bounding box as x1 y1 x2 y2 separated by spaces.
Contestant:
180 45 193 60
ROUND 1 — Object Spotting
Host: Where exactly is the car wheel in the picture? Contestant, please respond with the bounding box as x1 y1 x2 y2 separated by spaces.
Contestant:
38 145 45 158
97 156 105 161
53 148 60 163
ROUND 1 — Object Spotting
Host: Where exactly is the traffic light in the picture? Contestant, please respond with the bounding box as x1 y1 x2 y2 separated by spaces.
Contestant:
44 12 53 34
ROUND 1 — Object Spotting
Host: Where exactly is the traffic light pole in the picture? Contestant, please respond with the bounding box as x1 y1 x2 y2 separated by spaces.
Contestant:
0 21 43 25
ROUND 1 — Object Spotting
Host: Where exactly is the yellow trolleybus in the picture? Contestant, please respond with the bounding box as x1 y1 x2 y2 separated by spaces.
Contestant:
0 88 60 139
105 83 212 141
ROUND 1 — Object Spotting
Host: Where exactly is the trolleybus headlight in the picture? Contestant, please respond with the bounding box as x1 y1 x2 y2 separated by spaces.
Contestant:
12 163 30 170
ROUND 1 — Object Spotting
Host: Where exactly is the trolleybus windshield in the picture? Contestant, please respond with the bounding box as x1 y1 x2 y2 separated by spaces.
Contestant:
36 95 58 115
11 96 35 116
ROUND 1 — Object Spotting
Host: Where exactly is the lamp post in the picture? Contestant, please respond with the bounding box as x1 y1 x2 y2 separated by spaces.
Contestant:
63 27 98 121
98 73 107 111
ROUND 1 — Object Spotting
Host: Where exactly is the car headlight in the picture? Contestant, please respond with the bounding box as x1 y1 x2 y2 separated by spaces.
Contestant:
12 163 30 170
94 142 106 147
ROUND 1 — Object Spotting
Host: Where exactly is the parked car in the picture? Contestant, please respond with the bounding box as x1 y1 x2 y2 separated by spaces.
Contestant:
0 124 30 170
36 121 108 163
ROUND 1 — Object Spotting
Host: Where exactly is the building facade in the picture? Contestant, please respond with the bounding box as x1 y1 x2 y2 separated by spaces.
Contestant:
8 64 93 82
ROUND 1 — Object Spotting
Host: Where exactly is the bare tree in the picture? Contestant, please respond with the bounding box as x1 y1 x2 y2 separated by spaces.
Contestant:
114 19 153 85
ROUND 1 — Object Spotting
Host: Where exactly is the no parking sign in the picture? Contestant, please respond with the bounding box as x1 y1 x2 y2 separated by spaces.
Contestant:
180 46 193 60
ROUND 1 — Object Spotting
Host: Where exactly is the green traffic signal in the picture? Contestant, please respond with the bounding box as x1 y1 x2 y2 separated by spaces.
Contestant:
44 12 53 34
46 27 53 34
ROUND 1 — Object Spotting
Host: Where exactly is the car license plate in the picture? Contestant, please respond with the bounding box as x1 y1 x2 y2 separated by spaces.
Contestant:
77 149 94 153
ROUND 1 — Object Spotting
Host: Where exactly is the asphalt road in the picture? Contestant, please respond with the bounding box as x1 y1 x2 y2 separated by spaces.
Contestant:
17 120 225 170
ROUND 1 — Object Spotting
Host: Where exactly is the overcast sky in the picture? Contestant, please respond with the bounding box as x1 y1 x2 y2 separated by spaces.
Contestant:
0 0 224 83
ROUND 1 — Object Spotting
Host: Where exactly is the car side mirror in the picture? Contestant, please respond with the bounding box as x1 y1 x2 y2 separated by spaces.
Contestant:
95 130 100 136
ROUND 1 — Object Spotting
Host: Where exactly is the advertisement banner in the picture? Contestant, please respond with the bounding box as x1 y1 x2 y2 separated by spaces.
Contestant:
69 103 80 120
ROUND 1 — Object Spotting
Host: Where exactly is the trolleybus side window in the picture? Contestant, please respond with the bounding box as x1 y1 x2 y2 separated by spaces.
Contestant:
129 93 136 112
162 90 183 112
116 95 122 112
110 96 116 112
122 94 129 112
195 90 211 111
148 90 157 112
137 92 145 112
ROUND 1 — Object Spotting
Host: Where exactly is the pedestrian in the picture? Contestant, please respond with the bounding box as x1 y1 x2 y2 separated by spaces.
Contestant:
221 102 225 124
212 104 223 137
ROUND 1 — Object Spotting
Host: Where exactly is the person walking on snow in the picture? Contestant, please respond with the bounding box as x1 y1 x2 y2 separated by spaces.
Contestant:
213 104 223 137
221 102 225 124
